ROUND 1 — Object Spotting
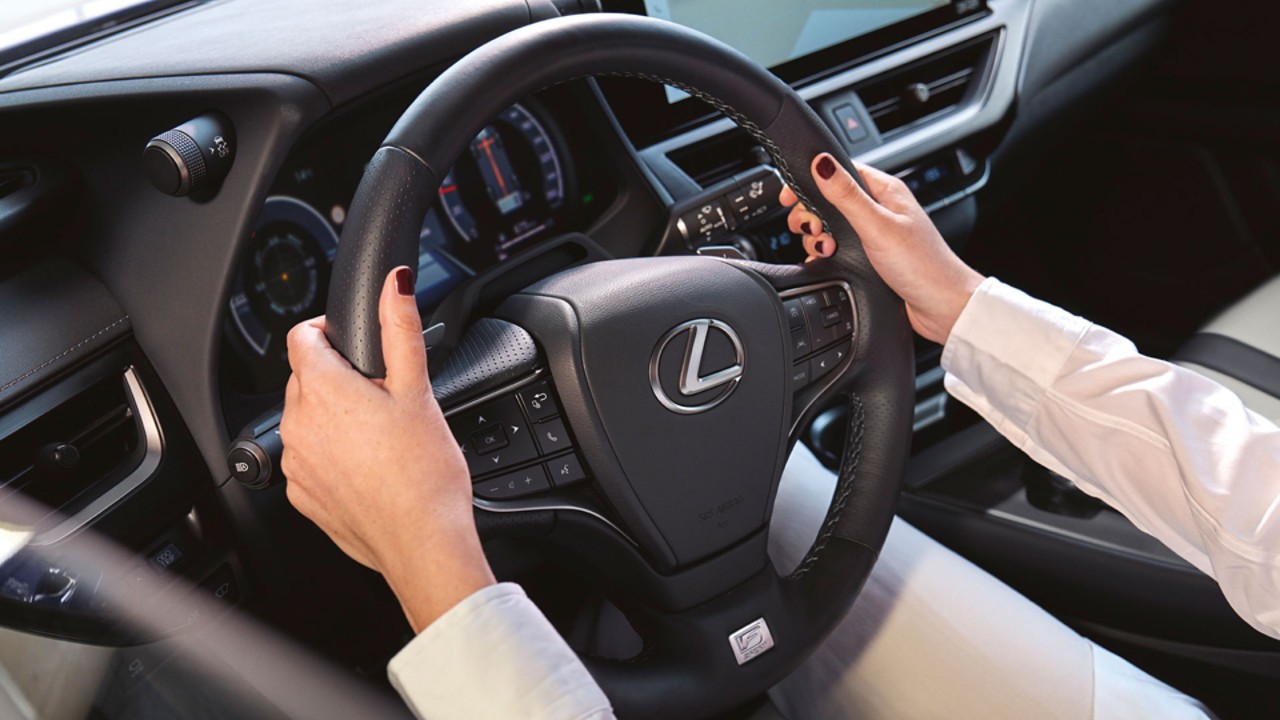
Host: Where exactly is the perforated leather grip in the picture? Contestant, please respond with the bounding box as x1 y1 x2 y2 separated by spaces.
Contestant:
325 146 435 377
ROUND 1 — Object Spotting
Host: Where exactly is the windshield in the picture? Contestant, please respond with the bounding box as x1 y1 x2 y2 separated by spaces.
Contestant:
0 0 184 67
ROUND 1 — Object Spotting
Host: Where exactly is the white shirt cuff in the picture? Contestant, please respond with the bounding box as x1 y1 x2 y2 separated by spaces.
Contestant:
388 582 613 720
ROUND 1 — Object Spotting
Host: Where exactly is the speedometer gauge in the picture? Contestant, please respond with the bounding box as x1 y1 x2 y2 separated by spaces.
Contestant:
438 104 565 266
228 197 337 360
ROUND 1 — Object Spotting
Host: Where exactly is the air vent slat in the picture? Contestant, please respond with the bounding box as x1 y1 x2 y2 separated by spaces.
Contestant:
0 372 141 525
856 36 995 137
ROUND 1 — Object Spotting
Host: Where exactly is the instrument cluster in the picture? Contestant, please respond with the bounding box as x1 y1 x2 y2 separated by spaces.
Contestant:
223 89 611 393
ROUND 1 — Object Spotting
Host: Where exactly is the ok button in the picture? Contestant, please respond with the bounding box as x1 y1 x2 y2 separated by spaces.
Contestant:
470 426 509 453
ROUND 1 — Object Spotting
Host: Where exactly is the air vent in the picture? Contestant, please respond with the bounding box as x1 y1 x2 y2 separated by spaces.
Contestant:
0 370 144 531
857 36 996 137
668 130 771 188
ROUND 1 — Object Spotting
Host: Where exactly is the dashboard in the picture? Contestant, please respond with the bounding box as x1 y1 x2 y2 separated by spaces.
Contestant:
222 85 619 393
221 0 992 398
0 0 1205 685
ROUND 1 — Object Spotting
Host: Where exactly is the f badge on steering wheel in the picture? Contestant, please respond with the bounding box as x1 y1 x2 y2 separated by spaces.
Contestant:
649 318 745 415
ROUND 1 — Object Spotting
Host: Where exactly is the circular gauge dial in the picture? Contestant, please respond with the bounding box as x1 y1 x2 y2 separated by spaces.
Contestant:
229 197 338 360
437 104 565 268
251 223 320 317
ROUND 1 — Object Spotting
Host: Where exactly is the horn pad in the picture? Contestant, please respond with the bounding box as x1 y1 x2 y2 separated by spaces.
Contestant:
497 256 791 567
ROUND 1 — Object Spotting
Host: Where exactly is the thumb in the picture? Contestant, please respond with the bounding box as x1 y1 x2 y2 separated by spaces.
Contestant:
378 266 428 395
811 153 886 235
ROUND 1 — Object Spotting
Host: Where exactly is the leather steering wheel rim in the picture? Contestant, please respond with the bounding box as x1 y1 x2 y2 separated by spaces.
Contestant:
324 13 915 719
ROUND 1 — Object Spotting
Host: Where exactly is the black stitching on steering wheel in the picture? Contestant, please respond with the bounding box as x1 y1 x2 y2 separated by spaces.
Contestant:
792 395 865 579
602 71 832 233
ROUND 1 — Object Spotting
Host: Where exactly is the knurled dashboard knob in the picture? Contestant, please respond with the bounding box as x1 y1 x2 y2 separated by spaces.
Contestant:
143 111 235 197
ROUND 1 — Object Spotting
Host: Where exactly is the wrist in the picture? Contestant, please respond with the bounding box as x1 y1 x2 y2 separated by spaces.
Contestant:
383 513 496 633
933 268 985 345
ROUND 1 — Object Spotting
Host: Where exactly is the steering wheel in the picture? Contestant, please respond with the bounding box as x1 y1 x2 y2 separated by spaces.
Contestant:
323 13 913 719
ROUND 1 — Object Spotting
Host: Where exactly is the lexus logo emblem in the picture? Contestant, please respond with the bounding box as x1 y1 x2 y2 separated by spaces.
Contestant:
649 319 745 415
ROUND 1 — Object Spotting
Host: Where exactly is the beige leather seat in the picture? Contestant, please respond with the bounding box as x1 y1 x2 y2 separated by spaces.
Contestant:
1174 276 1280 423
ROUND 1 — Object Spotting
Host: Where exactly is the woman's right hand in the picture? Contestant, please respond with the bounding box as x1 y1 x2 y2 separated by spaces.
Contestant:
780 154 985 345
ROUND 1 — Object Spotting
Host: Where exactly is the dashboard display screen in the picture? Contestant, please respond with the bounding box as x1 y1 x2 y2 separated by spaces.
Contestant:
644 0 950 104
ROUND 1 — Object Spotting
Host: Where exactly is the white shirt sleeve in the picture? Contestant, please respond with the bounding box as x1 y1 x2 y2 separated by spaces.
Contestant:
388 582 614 720
942 277 1280 639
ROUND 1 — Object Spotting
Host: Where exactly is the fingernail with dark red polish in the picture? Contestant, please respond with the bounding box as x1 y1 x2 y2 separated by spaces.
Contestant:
816 155 837 180
817 239 831 256
801 221 813 236
395 267 414 296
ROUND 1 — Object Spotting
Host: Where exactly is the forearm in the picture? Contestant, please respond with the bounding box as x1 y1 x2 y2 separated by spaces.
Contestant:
943 278 1280 638
381 511 496 633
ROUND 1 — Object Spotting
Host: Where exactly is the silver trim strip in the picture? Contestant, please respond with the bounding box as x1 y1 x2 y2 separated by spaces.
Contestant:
441 368 545 419
32 367 164 547
780 280 859 436
444 370 636 544
472 495 634 544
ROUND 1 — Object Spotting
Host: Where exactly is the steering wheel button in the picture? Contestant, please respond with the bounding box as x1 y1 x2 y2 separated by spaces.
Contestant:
802 295 835 349
450 395 537 477
470 426 509 453
474 466 550 500
534 417 571 454
783 299 806 330
808 324 833 350
546 454 587 487
812 342 852 381
467 444 536 477
820 306 841 328
791 360 812 390
518 380 560 422
790 328 811 358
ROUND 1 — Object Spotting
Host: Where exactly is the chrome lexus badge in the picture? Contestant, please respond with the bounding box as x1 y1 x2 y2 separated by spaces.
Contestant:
728 617 774 665
649 319 745 415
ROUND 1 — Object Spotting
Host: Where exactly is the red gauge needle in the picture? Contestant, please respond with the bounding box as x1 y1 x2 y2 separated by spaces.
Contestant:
477 136 508 196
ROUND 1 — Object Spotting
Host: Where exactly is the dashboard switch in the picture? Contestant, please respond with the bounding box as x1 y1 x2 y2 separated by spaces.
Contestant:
726 171 784 224
143 112 235 197
149 543 184 574
228 438 274 489
678 200 735 245
832 104 869 144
